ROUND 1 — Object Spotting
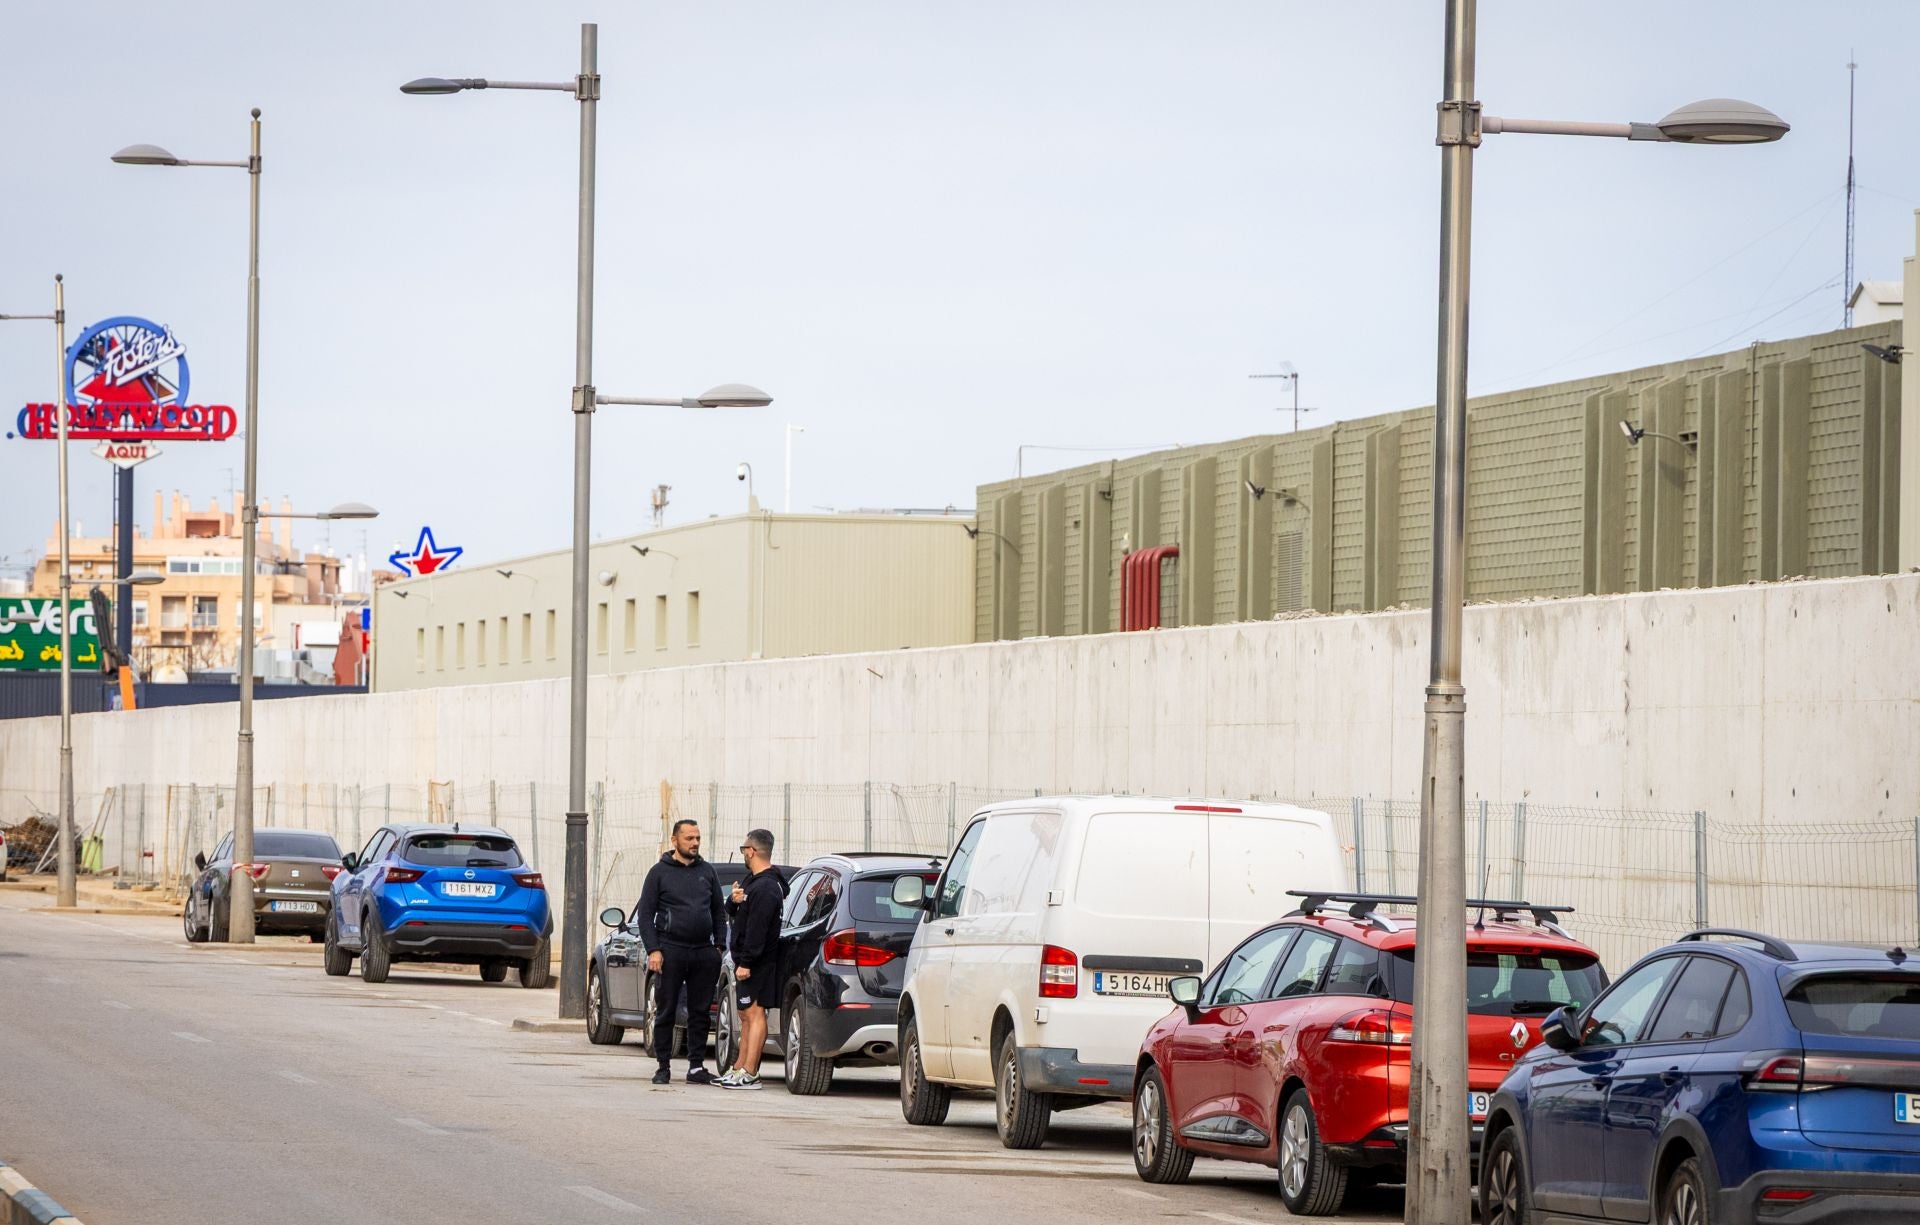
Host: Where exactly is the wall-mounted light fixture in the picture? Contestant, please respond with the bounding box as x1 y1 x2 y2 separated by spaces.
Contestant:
1862 342 1905 365
1618 419 1698 452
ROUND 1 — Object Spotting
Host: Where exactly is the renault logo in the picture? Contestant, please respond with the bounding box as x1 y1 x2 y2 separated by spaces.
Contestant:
464 869 476 880
1510 1021 1530 1049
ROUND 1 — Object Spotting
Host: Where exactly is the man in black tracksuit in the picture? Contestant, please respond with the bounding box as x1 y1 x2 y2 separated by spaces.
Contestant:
636 819 725 1085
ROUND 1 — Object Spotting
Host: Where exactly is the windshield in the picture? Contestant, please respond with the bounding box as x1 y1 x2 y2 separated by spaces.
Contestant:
255 831 343 860
400 834 522 869
850 874 937 924
1391 948 1606 1015
1787 973 1920 1040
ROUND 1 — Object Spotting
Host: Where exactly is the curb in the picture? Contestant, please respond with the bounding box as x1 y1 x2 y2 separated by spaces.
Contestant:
0 1162 85 1225
511 1017 585 1033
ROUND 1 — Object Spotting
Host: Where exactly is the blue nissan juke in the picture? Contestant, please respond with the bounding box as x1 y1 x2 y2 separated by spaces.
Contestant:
324 823 552 988
1481 927 1920 1225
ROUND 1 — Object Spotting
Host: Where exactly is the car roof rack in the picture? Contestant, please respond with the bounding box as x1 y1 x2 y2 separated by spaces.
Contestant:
1678 928 1798 961
1286 891 1576 937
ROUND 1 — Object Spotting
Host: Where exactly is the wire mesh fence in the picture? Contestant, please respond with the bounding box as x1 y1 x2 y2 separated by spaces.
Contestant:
3 781 1912 971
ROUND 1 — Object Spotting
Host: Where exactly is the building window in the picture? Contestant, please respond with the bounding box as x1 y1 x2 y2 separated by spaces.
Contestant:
521 613 532 663
456 622 467 667
477 618 488 666
622 599 637 652
132 601 149 629
162 595 187 630
435 625 445 670
545 610 557 660
686 591 700 648
415 627 425 672
594 602 609 655
654 595 668 650
499 617 509 663
193 596 219 630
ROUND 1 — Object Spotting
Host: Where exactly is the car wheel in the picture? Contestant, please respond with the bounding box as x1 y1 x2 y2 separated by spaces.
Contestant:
480 958 510 983
713 977 740 1068
322 913 353 977
359 914 392 984
210 896 230 943
183 893 208 944
994 1030 1052 1149
1132 1065 1194 1184
1277 1088 1348 1216
783 997 834 1096
899 1014 950 1125
517 937 551 989
1660 1157 1712 1225
1481 1127 1532 1225
586 966 626 1045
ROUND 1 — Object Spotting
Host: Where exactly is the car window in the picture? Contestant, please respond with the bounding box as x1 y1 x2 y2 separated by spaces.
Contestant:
400 834 522 868
357 829 388 867
1786 974 1920 1040
254 831 343 860
799 871 839 926
782 871 819 927
1271 929 1340 999
214 833 233 863
934 821 985 920
1646 957 1737 1043
1714 971 1751 1035
1581 956 1682 1046
1323 939 1381 997
1210 928 1296 1005
851 874 939 924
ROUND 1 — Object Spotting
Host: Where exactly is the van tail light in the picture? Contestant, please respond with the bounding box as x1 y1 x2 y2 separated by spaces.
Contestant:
1040 945 1079 998
1329 1008 1413 1046
242 863 271 879
513 873 544 889
824 929 895 967
320 865 343 881
383 866 424 884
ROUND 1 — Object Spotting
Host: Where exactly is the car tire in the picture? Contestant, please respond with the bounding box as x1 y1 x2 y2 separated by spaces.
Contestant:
183 893 209 944
899 1014 950 1126
1132 1065 1194 1184
1277 1088 1348 1216
713 976 740 1069
322 914 353 976
479 958 510 983
1480 1126 1533 1225
359 915 392 984
586 966 626 1045
210 896 230 944
1660 1156 1712 1225
994 1031 1053 1149
518 938 551 989
783 997 834 1096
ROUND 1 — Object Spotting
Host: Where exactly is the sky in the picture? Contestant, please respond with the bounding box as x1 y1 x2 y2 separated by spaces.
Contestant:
2 1 1916 578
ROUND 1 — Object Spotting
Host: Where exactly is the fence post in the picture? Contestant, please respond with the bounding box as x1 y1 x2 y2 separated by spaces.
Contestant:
947 782 957 850
351 784 362 851
1477 798 1489 897
782 783 792 856
708 785 718 829
383 782 391 828
1912 815 1919 946
1384 800 1398 896
1349 798 1366 892
590 781 606 918
1513 801 1527 900
135 783 147 884
488 779 498 827
1693 810 1708 929
863 781 873 852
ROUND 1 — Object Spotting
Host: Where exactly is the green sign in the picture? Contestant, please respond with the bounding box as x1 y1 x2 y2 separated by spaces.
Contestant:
0 598 102 671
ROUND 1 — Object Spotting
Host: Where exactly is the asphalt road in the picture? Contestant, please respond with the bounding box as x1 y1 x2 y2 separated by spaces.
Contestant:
0 889 1405 1224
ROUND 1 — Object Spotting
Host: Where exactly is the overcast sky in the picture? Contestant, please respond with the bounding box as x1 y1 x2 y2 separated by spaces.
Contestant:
3 1 1916 576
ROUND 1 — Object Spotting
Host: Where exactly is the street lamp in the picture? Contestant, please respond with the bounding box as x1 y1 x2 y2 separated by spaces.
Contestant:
1617 419 1697 452
402 24 772 1017
2 276 73 908
1409 7 1786 1220
113 109 265 941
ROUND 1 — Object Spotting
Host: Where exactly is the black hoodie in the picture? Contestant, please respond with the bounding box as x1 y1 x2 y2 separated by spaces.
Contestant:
636 852 724 952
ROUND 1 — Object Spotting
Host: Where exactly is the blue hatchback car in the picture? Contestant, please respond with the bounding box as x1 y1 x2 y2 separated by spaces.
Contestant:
1482 927 1920 1225
324 823 552 989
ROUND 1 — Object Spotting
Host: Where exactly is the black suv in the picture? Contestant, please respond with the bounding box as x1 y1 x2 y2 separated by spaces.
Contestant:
768 853 942 1095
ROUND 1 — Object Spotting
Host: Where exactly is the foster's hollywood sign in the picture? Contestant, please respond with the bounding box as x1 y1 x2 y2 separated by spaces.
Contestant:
10 316 235 442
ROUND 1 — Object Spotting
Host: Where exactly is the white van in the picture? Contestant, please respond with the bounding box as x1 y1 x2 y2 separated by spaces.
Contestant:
890 795 1345 1147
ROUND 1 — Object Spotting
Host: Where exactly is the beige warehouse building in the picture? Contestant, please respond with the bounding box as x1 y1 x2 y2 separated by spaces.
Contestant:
371 510 975 692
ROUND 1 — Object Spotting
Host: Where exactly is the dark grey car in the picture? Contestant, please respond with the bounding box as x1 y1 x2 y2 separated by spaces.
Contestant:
183 827 344 942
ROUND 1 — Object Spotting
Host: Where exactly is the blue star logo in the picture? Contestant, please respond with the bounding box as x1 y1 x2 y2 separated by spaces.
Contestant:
389 526 463 578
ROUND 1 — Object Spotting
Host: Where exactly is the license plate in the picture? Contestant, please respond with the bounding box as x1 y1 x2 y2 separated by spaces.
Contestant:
1093 971 1171 998
1897 1093 1920 1124
441 882 497 898
1469 1092 1490 1119
269 900 319 913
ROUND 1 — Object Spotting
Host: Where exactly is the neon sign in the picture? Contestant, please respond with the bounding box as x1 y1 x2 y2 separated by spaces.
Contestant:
389 526 463 578
9 315 236 442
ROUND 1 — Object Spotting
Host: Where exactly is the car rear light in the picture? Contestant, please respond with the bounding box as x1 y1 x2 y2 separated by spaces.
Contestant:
1760 1054 1920 1092
1040 945 1079 998
1747 1055 1809 1091
242 863 270 879
384 866 423 884
1173 804 1242 813
513 872 544 889
320 865 343 881
824 929 896 967
1329 1008 1414 1046
1760 1189 1816 1203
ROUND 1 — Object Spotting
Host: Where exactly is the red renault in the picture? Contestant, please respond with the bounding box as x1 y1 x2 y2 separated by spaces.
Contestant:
1132 891 1607 1215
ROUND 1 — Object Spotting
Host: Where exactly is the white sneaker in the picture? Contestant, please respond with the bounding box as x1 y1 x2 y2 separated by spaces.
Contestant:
719 1071 763 1091
712 1068 744 1087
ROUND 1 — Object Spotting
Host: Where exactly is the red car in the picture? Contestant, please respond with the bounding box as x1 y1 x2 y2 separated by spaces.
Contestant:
1132 891 1607 1216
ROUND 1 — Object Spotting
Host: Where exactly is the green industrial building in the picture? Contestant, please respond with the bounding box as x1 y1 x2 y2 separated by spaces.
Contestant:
974 321 1905 641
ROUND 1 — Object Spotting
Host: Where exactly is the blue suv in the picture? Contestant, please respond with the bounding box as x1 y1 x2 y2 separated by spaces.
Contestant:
325 823 551 988
1482 927 1920 1225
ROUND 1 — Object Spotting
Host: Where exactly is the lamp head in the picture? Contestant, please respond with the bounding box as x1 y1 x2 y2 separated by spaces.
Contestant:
125 569 165 587
400 77 484 95
736 463 750 482
694 383 773 409
316 501 379 521
1618 420 1645 444
1653 98 1790 145
596 570 617 587
110 143 182 166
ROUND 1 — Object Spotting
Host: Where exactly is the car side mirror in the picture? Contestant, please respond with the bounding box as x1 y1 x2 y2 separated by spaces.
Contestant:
340 852 358 872
193 851 207 871
599 906 627 927
1540 1006 1580 1052
1169 975 1203 1021
891 874 929 908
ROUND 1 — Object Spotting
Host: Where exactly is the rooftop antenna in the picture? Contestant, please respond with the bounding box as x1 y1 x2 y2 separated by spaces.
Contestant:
1843 54 1857 327
1250 361 1313 432
649 483 672 529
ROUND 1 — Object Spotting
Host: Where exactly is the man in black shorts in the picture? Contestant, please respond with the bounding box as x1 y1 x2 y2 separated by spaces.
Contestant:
716 828 783 1090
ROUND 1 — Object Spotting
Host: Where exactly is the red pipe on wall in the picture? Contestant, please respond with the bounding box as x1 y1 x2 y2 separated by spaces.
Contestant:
1121 545 1179 631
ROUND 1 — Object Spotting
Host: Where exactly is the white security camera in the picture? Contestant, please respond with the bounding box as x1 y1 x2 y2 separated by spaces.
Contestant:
735 463 748 481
